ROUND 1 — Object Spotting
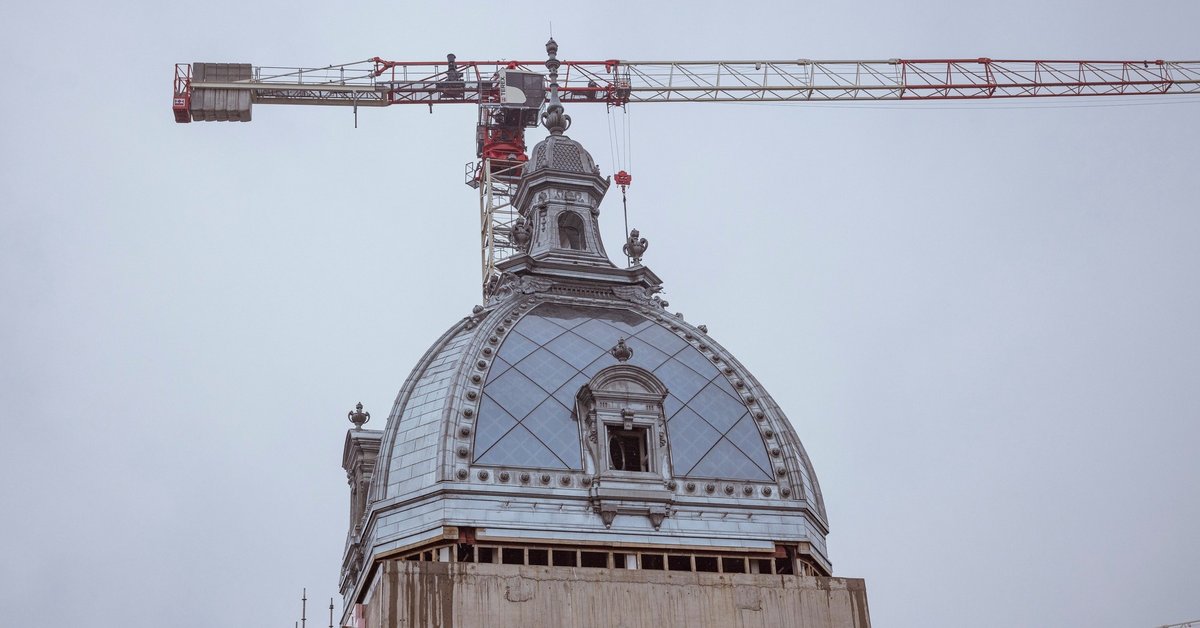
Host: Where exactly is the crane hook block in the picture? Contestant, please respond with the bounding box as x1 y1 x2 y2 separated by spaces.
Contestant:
615 170 632 187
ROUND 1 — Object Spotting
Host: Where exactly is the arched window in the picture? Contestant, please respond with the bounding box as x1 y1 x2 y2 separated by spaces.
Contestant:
557 212 585 250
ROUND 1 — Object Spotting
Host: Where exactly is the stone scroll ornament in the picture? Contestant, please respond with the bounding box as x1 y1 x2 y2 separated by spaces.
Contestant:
485 272 554 306
611 284 668 310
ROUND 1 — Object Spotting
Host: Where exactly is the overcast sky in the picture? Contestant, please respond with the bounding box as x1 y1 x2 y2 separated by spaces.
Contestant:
2 1 1198 627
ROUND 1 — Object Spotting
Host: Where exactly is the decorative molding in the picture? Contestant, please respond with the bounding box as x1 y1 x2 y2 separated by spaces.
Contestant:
485 272 554 305
611 284 668 310
463 305 489 330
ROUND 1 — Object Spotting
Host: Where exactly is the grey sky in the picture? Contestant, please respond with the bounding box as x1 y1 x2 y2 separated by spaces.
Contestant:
2 1 1198 626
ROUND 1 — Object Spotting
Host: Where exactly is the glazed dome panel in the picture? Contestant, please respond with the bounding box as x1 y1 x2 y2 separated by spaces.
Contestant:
475 302 774 481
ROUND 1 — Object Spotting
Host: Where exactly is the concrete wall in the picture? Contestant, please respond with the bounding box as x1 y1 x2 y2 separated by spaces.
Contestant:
360 560 870 628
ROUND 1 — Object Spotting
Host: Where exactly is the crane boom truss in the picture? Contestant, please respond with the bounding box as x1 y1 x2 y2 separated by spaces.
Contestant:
177 58 1200 110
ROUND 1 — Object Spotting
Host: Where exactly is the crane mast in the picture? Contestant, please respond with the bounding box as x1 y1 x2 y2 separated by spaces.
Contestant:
172 52 1200 296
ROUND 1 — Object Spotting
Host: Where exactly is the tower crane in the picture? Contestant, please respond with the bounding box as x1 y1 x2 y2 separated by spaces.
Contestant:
171 40 1200 297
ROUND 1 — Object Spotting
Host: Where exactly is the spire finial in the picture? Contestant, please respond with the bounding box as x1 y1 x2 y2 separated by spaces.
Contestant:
542 38 571 135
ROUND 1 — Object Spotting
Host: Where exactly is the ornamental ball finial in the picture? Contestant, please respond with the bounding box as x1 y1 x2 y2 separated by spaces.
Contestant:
347 402 370 429
610 337 634 362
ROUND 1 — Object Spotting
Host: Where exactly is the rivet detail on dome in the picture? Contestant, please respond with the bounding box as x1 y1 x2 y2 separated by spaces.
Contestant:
459 426 471 437
754 411 765 420
456 446 468 458
463 408 474 418
781 487 792 498
482 347 493 356
742 486 754 496
723 366 734 375
489 336 499 344
734 380 744 389
776 465 786 476
685 482 696 492
762 487 773 497
705 483 716 494
520 472 530 484
771 447 781 457
723 485 735 495
476 360 488 370
456 468 468 480
471 374 482 383
466 390 478 400
499 471 510 482
667 480 677 490
698 344 708 352
477 470 490 480
745 395 755 404
540 474 551 485
764 428 774 438
559 475 571 486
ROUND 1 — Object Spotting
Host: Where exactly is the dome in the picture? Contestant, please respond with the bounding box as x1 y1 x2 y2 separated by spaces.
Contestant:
522 133 600 177
339 61 834 601
347 285 832 582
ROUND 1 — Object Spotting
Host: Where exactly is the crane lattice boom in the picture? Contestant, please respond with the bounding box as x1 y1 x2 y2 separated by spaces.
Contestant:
174 57 1200 117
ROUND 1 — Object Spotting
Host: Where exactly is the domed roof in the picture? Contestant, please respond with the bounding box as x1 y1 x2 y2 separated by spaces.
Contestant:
343 42 833 598
361 285 830 559
523 134 600 177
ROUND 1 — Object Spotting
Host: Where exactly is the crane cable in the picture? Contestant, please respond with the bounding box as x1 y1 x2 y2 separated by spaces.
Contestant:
607 106 633 265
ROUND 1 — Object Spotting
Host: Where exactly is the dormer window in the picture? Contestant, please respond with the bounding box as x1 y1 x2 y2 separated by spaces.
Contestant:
576 364 675 529
608 426 649 472
557 211 585 250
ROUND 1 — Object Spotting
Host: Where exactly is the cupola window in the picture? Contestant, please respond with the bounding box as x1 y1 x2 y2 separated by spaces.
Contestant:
557 211 585 250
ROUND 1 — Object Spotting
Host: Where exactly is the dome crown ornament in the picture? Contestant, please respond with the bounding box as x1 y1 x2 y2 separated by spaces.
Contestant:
541 38 571 135
347 402 371 429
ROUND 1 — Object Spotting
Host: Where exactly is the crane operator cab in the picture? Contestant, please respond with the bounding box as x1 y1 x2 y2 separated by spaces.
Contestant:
476 69 546 179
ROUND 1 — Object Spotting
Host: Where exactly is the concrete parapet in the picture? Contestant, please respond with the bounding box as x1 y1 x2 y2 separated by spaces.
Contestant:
358 560 870 628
